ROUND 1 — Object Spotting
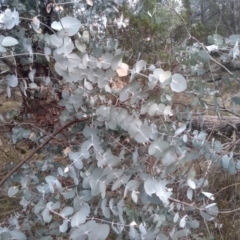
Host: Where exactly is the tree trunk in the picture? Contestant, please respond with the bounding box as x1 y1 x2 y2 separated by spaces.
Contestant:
189 115 240 137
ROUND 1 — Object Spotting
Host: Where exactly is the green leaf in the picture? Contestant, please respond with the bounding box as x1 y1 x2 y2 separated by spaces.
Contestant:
202 191 214 200
84 79 93 90
44 47 51 62
119 85 130 101
179 215 187 228
162 146 176 166
153 68 171 83
71 203 90 227
129 226 137 239
144 178 172 205
170 73 187 92
88 223 110 240
186 219 200 229
54 51 80 68
2 36 18 46
6 74 18 87
187 179 196 190
135 60 146 73
88 55 98 69
51 17 81 36
60 206 74 217
232 41 240 58
10 230 26 240
139 223 146 235
200 204 218 221
42 208 52 223
187 188 193 200
99 181 106 199
183 134 188 143
69 152 83 169
75 39 86 52
222 155 229 169
71 220 109 240
232 96 240 105
229 35 240 44
50 34 63 48
131 190 138 203
62 188 75 199
144 178 158 196
236 160 240 170
54 63 82 82
124 180 140 198
59 219 69 233
214 141 222 152
172 229 190 240
100 53 113 69
156 233 168 240
70 221 95 240
55 37 76 56
2 9 19 29
101 199 111 218
28 68 36 82
29 83 39 90
92 47 102 58
8 186 19 197
112 174 131 191
174 124 186 136
148 74 158 89
148 103 158 116
228 159 236 175
198 50 210 63
208 35 214 44
82 31 90 43
134 125 151 143
148 139 169 158
111 54 122 70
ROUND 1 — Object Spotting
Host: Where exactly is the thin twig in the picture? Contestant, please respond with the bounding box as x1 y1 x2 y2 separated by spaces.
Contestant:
173 8 233 76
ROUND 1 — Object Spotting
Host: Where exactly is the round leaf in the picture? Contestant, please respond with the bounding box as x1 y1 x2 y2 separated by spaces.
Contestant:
8 186 19 197
2 36 18 46
51 17 81 36
7 74 18 87
170 73 187 92
10 230 26 240
111 54 122 70
198 50 210 63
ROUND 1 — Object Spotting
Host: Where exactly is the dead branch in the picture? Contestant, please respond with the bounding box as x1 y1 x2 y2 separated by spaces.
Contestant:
0 117 90 187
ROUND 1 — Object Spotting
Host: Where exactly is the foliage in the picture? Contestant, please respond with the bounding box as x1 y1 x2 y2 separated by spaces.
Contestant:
0 0 240 239
108 0 182 65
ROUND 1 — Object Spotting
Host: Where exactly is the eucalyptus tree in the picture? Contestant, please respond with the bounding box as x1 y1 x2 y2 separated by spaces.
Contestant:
0 0 240 240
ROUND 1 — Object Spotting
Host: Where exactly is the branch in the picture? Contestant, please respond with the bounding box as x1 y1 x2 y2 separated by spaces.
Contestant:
0 117 90 187
173 8 233 76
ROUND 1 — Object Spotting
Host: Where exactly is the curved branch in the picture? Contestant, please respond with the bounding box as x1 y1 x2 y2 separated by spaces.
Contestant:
0 117 90 187
173 8 233 76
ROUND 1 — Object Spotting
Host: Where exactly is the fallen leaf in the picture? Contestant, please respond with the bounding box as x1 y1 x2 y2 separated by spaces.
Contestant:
46 3 53 13
86 0 93 6
111 77 126 90
55 5 64 12
32 16 39 26
116 63 129 77
63 147 71 156
29 132 36 141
